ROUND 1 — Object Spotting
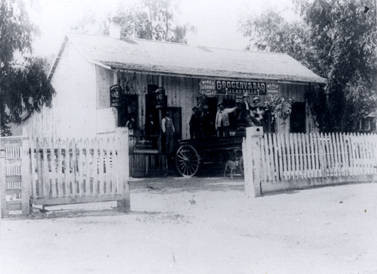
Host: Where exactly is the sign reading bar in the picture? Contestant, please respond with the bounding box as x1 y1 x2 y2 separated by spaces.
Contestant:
110 84 122 107
215 80 267 96
199 80 270 96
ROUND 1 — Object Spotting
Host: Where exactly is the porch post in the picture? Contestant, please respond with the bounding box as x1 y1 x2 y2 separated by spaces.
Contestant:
244 127 263 197
116 128 130 212
21 137 32 216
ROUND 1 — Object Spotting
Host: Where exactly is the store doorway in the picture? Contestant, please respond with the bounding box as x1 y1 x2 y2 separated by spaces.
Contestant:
290 102 306 133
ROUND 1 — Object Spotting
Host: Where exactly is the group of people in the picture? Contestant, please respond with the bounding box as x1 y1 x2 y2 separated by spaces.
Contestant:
189 104 213 139
190 93 265 139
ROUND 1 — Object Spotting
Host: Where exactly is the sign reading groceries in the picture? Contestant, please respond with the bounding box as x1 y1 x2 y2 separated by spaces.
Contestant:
200 80 279 96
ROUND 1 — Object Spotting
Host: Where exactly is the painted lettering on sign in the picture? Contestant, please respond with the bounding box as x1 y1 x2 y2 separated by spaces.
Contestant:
266 83 280 94
199 80 272 96
215 80 267 96
199 80 216 97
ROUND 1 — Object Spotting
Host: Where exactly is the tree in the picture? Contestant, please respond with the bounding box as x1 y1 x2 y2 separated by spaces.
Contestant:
0 0 54 135
73 0 195 43
240 0 377 132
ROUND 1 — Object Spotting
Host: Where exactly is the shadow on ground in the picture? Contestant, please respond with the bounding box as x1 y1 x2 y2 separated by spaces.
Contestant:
130 176 244 193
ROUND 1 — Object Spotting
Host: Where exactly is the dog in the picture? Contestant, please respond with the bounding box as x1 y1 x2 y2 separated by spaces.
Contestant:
224 159 240 179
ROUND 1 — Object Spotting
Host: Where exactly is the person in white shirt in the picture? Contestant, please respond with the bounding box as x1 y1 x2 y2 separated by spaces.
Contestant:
215 103 237 137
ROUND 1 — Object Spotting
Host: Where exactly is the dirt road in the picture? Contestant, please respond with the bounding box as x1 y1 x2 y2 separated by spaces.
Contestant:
1 177 377 274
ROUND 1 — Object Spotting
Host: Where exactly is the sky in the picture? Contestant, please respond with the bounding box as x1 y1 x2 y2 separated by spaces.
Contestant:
27 0 296 58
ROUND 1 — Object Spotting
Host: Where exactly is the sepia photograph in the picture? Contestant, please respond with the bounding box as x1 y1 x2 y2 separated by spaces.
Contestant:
0 0 377 273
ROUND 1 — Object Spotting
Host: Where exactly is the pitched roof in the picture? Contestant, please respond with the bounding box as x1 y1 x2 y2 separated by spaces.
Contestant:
56 33 326 84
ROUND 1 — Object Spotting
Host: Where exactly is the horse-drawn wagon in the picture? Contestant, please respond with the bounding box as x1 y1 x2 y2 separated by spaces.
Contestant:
174 136 244 177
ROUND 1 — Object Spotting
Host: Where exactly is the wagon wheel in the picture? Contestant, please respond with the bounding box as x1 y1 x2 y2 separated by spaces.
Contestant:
175 145 200 177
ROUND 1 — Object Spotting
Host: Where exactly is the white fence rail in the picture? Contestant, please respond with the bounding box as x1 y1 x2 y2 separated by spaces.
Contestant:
0 130 130 218
243 127 377 196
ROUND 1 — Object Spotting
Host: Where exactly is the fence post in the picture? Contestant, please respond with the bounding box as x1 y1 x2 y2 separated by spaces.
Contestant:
0 146 6 218
244 127 263 198
116 128 130 212
21 137 31 216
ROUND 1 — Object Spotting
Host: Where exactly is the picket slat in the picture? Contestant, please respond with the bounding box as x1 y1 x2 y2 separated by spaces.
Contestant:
50 138 57 198
55 139 63 197
301 133 307 178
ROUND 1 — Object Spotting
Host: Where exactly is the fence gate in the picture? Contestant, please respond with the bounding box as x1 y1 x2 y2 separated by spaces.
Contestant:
0 130 130 218
0 137 29 217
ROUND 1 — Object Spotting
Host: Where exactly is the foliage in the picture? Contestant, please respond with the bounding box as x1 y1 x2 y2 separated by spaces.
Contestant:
240 0 377 132
0 0 54 135
73 0 195 43
263 95 292 121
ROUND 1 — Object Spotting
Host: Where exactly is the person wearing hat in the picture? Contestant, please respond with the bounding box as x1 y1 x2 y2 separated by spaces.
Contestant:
215 103 237 137
238 92 252 126
250 96 265 126
189 106 201 139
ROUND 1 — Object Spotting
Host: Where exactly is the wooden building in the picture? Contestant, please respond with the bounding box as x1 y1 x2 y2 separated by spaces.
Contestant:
23 33 326 177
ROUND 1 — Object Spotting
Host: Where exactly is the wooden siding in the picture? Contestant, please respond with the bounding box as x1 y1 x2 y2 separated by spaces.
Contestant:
116 72 200 140
96 66 114 109
280 83 307 102
279 83 317 133
24 41 97 138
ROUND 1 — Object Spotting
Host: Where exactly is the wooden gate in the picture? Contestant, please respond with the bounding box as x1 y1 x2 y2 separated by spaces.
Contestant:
0 130 130 218
0 137 29 217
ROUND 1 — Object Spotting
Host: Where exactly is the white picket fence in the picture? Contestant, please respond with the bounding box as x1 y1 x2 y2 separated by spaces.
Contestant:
0 130 130 218
243 127 377 196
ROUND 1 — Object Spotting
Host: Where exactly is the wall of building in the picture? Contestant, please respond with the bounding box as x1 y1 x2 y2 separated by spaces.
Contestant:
162 75 200 139
95 70 200 140
279 83 317 134
23 40 97 138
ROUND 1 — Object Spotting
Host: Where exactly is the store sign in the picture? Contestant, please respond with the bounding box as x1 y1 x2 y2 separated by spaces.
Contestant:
199 80 216 97
199 80 269 96
215 80 267 96
110 84 122 107
266 83 280 94
155 88 167 109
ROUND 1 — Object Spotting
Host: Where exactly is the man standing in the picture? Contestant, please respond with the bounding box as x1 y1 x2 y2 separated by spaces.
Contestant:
238 92 252 126
215 103 237 137
250 96 265 126
200 104 213 138
161 111 176 157
189 106 201 139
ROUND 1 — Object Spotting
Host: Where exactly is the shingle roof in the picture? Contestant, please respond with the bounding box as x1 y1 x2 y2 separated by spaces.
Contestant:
65 33 326 84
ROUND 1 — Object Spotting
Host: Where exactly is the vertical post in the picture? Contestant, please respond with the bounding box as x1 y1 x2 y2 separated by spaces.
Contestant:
116 128 130 212
0 146 6 218
244 127 263 198
21 137 31 216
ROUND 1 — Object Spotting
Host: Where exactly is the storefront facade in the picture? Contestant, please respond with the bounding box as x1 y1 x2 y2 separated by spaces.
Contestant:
23 33 326 177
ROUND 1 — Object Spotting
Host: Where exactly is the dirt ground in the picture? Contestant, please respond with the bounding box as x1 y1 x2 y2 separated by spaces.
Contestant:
1 177 377 274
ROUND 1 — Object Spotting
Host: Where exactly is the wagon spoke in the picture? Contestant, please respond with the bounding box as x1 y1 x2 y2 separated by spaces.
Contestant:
175 145 200 177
